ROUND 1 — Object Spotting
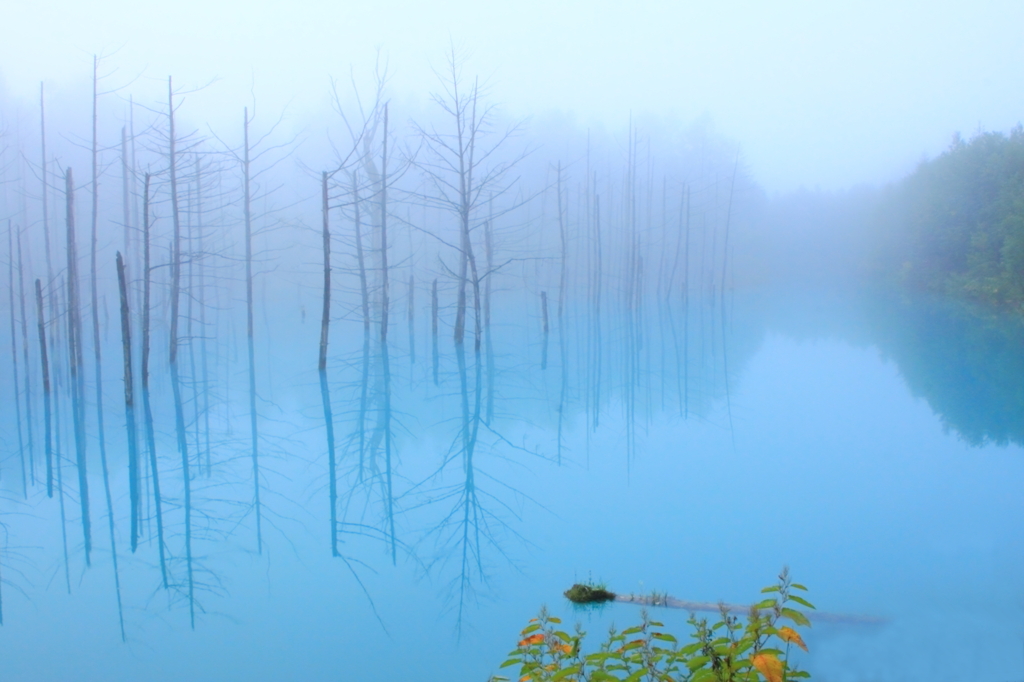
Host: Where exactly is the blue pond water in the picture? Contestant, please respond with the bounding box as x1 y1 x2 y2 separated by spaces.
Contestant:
1 288 1022 682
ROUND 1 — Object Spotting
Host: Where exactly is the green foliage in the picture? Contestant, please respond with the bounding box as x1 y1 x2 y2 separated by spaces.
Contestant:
490 568 814 682
879 126 1024 307
565 581 617 605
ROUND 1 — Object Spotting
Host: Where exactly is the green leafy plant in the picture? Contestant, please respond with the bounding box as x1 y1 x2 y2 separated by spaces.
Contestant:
565 580 617 605
490 568 813 682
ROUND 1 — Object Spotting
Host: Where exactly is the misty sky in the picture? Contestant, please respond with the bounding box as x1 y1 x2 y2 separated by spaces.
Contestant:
2 0 1022 193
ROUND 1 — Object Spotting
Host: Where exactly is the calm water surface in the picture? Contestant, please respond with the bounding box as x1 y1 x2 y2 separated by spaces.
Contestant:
1 289 1022 682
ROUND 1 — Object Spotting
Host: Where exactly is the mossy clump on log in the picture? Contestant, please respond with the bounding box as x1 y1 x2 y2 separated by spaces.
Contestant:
564 582 616 604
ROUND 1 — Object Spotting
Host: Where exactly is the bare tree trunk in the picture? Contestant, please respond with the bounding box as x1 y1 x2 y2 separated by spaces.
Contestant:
242 106 263 555
117 253 140 552
379 104 396 564
89 56 110 522
194 157 211 477
65 169 92 565
352 172 370 480
122 127 131 256
318 171 338 557
168 79 195 625
557 161 566 321
8 224 26 496
140 173 167 586
593 191 602 429
484 212 494 425
54 277 72 592
17 230 35 487
36 279 53 497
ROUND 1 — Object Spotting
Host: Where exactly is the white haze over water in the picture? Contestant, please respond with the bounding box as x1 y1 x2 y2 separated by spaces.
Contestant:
2 0 1023 193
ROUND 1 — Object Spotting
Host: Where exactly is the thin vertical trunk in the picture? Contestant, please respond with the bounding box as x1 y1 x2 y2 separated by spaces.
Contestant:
117 253 140 552
122 127 130 255
186 177 201 475
195 157 211 477
556 162 566 321
36 280 53 497
683 185 690 418
380 104 396 565
41 84 53 281
65 170 92 565
140 173 167 586
319 171 338 557
593 190 602 429
242 106 262 555
54 278 72 593
8 224 26 496
352 173 370 333
17 231 35 486
352 173 370 481
89 56 110 524
101 258 128 639
484 211 494 425
168 80 195 625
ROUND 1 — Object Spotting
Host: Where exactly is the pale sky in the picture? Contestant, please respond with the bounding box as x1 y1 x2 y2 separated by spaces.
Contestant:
2 0 1022 193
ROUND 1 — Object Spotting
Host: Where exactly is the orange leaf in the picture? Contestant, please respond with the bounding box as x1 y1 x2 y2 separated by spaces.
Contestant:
518 634 545 647
558 644 573 655
751 653 784 682
519 675 531 682
778 626 809 652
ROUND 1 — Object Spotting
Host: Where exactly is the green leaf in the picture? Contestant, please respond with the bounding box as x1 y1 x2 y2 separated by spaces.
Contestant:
499 659 521 668
548 617 563 624
553 631 572 643
687 655 711 672
621 626 644 636
788 595 816 610
521 623 541 635
589 672 619 682
781 608 811 628
761 586 781 593
552 664 580 681
754 598 777 610
651 632 677 643
790 583 808 591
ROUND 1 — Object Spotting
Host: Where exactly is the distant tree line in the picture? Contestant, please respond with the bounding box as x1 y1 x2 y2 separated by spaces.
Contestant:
876 125 1024 306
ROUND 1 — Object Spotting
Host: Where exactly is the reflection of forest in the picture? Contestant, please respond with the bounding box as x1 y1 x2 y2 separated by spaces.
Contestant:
867 293 1024 447
754 287 1024 448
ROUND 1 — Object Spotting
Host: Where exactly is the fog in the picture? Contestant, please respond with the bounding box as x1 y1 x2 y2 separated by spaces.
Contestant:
4 1 1024 192
1 4 1024 682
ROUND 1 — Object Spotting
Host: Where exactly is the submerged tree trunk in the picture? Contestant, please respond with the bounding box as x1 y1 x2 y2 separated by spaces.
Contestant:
167 79 195 626
65 169 92 566
35 279 53 497
8 224 26 496
242 107 263 555
379 104 397 564
17 231 35 487
117 253 140 552
89 56 110 530
140 173 167 586
319 171 338 557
